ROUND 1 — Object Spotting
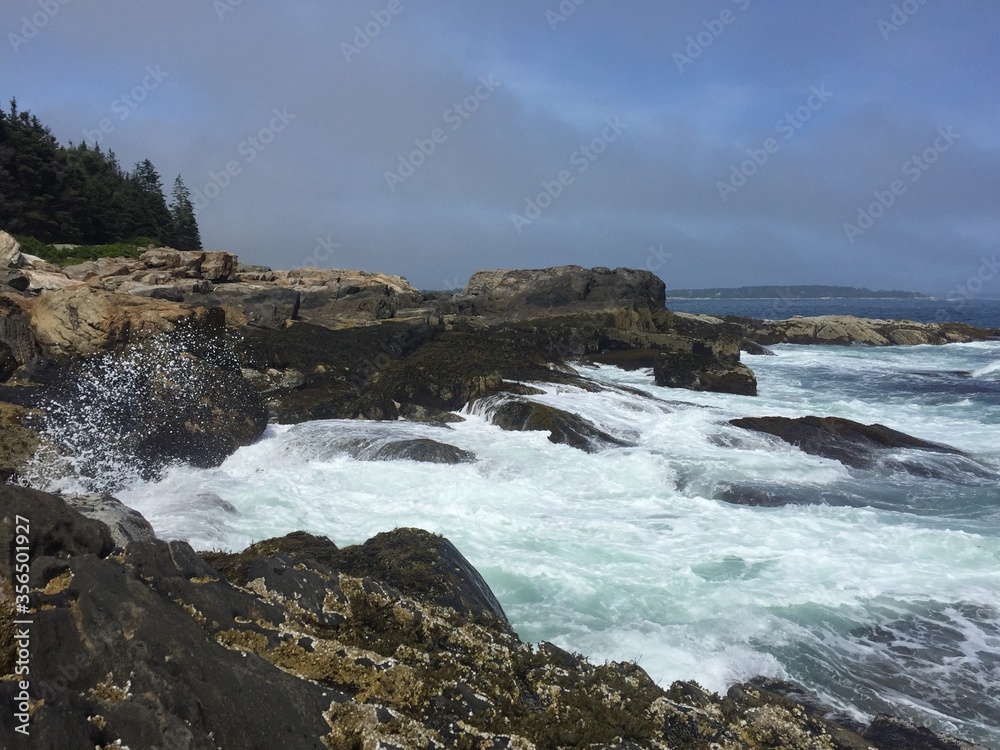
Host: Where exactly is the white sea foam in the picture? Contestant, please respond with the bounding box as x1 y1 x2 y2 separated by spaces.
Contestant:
115 341 1000 746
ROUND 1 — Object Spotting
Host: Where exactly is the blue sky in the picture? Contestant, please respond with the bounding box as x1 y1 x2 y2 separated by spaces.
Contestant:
2 0 998 293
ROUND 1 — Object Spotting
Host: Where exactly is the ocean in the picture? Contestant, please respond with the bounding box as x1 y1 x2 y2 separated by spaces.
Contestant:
72 300 1000 747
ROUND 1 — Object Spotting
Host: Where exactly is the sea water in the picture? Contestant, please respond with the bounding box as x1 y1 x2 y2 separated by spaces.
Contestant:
110 337 1000 747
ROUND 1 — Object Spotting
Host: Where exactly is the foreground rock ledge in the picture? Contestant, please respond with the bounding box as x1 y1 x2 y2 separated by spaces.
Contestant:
0 487 986 750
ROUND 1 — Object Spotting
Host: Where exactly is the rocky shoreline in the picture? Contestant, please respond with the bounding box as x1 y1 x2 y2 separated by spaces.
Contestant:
1 230 997 748
1 486 988 749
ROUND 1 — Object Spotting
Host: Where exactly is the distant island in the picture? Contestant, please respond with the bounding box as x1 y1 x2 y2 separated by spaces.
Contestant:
665 285 928 300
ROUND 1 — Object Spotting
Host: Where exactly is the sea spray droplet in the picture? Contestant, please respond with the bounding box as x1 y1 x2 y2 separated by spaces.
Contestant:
20 327 265 494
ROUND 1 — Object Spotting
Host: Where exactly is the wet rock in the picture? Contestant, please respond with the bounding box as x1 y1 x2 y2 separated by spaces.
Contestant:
333 528 510 628
729 415 966 471
0 402 42 482
62 493 156 548
741 339 776 356
397 403 465 424
1 489 985 750
865 713 987 750
486 398 630 452
654 336 757 396
343 437 476 464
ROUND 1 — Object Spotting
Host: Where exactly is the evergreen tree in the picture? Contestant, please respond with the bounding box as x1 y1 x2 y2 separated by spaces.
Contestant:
170 175 202 250
127 159 173 244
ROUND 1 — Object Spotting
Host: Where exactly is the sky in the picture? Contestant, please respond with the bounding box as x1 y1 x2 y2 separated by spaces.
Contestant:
2 0 999 294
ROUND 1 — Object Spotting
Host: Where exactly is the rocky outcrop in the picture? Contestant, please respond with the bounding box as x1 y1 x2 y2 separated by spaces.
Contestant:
484 397 631 452
728 416 986 476
3 488 984 750
29 287 222 360
454 265 666 318
0 230 23 268
654 334 757 396
746 315 998 346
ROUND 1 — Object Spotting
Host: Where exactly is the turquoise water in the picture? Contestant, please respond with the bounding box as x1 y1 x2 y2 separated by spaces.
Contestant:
104 340 1000 747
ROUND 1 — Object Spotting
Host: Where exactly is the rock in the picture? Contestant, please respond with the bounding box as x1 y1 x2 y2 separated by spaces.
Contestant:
23 269 85 293
0 268 29 292
654 336 757 396
864 714 987 750
29 288 223 360
1 488 984 750
192 284 301 328
348 438 475 464
200 250 238 282
741 339 775 356
332 528 510 628
62 493 156 548
729 415 967 471
0 293 39 367
485 398 630 452
749 315 998 346
0 231 23 268
454 265 666 318
397 403 465 424
0 401 42 482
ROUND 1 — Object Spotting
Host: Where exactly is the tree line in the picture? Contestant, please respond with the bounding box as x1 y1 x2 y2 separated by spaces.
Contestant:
0 98 201 250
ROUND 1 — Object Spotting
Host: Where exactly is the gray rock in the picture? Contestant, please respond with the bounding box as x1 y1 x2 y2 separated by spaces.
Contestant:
62 493 156 548
454 265 666 318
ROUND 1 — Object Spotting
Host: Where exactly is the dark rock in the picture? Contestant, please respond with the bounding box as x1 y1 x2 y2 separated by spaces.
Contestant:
333 528 511 628
192 284 301 329
729 415 966 471
454 266 666 318
741 339 775 356
486 398 630 452
358 438 475 464
654 336 757 396
398 403 465 424
1 489 985 749
864 713 987 750
0 293 39 367
0 268 29 292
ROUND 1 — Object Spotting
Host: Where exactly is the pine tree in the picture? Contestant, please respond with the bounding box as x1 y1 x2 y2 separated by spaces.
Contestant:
128 159 173 244
170 175 202 251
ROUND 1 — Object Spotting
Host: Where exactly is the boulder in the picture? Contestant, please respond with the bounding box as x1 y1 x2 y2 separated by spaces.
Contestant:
454 265 666 318
729 415 968 471
200 251 238 282
332 528 510 628
0 293 38 367
337 437 475 464
29 288 222 360
485 398 631 452
62 493 156 548
653 335 757 396
0 231 23 268
0 268 29 292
